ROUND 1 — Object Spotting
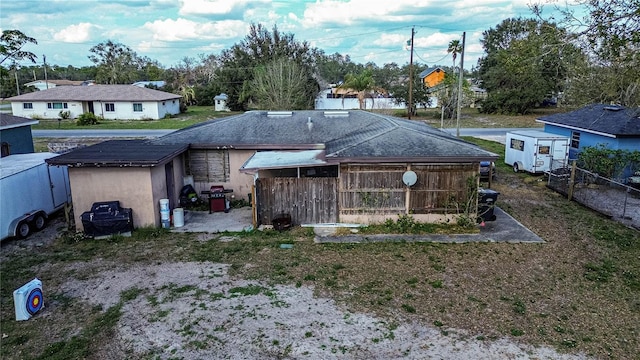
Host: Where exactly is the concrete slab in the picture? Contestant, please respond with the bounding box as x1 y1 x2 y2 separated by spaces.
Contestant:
314 207 544 244
169 206 544 245
170 207 253 233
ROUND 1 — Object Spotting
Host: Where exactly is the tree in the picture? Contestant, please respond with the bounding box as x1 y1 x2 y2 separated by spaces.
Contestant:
476 18 582 114
250 58 316 110
532 0 640 107
0 30 37 65
447 40 461 67
88 40 151 84
388 64 432 115
338 69 380 110
217 24 319 110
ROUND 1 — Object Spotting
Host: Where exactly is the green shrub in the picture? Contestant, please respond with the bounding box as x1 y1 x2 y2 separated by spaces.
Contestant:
76 112 99 126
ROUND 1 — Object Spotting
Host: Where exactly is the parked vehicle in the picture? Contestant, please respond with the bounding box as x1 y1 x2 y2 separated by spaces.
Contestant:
0 153 71 241
480 161 496 180
505 130 570 174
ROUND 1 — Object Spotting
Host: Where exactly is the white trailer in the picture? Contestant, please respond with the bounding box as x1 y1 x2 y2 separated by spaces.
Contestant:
505 130 570 173
1 153 71 241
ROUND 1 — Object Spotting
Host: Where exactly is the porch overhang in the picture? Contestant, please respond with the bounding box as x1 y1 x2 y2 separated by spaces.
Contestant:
240 149 329 173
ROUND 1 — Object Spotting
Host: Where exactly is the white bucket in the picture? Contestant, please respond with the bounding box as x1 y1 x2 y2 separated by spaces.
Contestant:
173 208 184 227
159 198 169 212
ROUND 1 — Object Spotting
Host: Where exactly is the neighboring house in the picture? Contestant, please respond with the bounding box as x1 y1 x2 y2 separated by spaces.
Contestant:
214 93 230 112
537 104 640 160
0 113 38 157
133 81 166 88
419 67 446 89
7 85 181 120
46 110 497 231
469 84 487 108
315 88 407 110
24 79 92 91
46 140 188 231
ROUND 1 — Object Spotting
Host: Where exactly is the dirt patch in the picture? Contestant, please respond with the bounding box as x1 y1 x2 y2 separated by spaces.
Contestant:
58 261 589 359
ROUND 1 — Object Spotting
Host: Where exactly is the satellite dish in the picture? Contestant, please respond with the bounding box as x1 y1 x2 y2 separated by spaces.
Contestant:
402 171 417 186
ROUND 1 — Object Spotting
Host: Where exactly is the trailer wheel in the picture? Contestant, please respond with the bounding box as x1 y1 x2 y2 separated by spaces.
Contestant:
513 163 519 173
33 214 46 231
17 221 31 239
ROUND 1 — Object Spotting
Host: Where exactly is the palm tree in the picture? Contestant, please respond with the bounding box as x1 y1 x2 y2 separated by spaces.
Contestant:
447 40 461 67
338 69 377 110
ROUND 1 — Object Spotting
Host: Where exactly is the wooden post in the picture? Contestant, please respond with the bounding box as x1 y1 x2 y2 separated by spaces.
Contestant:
405 164 411 214
251 185 257 228
568 160 577 201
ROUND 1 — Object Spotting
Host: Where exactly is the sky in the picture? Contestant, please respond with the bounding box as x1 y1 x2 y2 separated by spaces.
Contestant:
1 0 581 71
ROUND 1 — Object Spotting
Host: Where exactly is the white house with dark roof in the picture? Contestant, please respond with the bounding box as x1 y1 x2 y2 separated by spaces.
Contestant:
7 85 181 120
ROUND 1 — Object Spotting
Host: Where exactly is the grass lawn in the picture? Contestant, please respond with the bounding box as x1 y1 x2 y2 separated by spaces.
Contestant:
1 150 638 358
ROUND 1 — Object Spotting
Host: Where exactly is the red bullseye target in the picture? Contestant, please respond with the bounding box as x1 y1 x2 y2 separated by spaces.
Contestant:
26 288 43 315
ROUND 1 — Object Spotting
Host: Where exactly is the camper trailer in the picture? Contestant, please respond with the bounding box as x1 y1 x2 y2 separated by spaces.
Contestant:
505 130 570 174
1 153 71 241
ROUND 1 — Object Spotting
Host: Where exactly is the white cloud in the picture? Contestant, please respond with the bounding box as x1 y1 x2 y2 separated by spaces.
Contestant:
301 0 434 27
178 0 268 16
143 18 246 41
414 33 459 48
53 23 94 43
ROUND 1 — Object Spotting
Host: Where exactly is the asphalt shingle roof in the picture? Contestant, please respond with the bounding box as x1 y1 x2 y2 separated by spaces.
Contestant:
151 110 497 162
46 140 187 167
7 85 181 102
537 104 640 136
418 67 444 79
0 113 38 129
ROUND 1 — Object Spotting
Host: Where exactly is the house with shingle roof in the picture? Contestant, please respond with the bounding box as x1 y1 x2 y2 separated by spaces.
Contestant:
536 104 640 160
48 110 498 230
24 79 93 91
0 113 38 157
7 85 181 120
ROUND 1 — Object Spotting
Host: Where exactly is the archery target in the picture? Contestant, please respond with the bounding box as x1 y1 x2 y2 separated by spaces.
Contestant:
27 288 43 314
13 278 44 321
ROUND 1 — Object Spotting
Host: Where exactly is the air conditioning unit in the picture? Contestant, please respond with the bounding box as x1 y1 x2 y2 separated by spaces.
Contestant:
13 278 44 321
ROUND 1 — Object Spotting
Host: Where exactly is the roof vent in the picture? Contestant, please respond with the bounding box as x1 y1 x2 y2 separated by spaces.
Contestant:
323 111 349 118
267 111 293 117
603 106 623 111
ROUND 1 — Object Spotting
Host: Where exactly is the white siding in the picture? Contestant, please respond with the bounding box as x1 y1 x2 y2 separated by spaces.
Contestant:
11 99 180 120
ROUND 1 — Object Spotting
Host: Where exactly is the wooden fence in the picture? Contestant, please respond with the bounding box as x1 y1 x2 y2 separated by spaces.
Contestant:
256 177 338 226
255 163 478 226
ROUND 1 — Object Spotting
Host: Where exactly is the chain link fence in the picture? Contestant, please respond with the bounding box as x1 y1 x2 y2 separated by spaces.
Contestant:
548 165 640 230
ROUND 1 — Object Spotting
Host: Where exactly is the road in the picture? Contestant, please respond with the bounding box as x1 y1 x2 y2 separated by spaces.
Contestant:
33 128 536 142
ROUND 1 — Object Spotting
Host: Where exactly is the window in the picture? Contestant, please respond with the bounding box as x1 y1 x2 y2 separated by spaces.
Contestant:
133 103 143 112
186 150 230 182
47 102 67 109
510 138 525 151
105 103 115 112
23 103 33 109
571 131 580 149
538 146 550 155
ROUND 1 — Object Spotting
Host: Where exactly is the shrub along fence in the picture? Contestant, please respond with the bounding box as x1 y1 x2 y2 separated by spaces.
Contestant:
547 162 640 230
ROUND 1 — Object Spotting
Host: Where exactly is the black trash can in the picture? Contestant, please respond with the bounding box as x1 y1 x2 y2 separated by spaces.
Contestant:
478 189 499 222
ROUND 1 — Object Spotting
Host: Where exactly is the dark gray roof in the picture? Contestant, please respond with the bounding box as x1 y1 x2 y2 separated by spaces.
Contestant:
151 110 497 162
0 113 38 130
7 85 181 102
537 104 640 136
418 67 444 79
46 140 188 167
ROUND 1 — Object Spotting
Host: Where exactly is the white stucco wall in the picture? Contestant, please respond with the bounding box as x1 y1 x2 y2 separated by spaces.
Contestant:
11 101 84 119
11 99 180 120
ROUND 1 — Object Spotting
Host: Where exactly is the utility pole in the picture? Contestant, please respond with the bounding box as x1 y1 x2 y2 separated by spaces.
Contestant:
43 54 49 89
455 32 465 137
408 27 415 120
14 66 20 95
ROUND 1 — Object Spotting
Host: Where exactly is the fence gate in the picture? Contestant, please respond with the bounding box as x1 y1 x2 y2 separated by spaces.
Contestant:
256 177 338 226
